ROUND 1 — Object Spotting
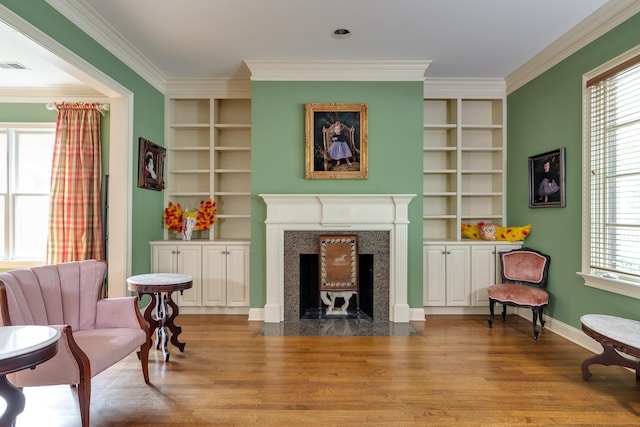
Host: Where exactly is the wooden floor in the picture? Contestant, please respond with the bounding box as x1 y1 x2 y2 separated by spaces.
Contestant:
11 314 640 426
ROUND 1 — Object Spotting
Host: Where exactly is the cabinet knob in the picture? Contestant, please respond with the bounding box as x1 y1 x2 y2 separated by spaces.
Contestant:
446 251 451 254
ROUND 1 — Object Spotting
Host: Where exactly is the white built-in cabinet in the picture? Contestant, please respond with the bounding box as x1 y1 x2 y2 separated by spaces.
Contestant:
423 84 519 312
423 96 505 240
150 81 251 313
165 87 251 241
150 241 250 313
423 242 521 312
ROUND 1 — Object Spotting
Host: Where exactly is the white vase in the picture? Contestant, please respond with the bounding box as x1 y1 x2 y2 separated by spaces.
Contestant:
182 217 196 240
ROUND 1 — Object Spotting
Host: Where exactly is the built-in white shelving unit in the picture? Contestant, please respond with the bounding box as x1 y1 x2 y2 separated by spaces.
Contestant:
423 94 506 241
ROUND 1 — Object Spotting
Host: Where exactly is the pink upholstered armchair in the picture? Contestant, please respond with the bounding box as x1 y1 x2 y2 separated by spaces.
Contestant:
487 247 551 339
0 260 150 427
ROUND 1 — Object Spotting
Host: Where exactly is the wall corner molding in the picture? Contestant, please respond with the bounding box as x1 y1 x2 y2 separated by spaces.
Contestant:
45 0 168 93
506 0 640 94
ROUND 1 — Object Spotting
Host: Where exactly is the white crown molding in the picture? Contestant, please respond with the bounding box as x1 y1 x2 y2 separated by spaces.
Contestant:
424 78 506 98
245 60 431 81
45 0 167 93
165 78 252 98
506 0 640 94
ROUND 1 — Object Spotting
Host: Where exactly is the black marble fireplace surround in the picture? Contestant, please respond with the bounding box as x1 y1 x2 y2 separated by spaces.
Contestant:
283 230 390 321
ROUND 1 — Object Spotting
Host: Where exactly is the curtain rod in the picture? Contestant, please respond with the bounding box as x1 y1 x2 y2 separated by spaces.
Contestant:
46 102 110 116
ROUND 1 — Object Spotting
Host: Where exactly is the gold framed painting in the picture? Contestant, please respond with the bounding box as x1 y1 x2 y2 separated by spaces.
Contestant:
305 102 368 179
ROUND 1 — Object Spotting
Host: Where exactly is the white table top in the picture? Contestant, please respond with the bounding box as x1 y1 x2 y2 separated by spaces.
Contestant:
126 273 193 286
581 314 640 349
0 325 61 361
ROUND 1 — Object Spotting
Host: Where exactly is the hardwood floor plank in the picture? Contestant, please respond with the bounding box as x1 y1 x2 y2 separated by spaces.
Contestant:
12 314 640 426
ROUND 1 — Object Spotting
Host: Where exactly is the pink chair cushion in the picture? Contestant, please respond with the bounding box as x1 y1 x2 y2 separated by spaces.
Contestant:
502 251 548 284
487 283 549 307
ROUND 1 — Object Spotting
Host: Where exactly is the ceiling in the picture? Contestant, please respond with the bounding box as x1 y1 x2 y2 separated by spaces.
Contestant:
0 0 619 91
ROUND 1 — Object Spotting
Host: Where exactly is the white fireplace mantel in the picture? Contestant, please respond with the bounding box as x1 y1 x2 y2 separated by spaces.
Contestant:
254 194 415 323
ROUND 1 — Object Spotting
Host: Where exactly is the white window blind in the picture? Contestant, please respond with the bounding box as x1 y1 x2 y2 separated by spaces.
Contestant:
588 57 640 281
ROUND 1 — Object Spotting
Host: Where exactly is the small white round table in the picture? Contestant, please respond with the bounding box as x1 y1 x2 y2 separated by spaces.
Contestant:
126 273 193 362
0 325 61 426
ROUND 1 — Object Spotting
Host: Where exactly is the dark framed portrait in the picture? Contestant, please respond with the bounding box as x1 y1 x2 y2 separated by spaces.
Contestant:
304 102 368 179
137 137 166 191
528 147 565 208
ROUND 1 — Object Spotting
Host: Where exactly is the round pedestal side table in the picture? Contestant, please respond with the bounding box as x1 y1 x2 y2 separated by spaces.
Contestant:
0 325 61 427
127 273 193 362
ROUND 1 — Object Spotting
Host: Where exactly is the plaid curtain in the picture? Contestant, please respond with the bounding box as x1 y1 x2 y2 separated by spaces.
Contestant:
47 103 104 264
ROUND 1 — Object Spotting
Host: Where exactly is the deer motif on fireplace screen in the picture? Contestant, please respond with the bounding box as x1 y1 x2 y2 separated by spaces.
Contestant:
318 235 359 319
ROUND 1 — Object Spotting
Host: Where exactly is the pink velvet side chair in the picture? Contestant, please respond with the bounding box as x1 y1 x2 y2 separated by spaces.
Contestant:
486 247 551 339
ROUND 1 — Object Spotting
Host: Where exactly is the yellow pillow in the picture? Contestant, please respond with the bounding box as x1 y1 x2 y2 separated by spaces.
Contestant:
461 223 480 239
495 224 532 242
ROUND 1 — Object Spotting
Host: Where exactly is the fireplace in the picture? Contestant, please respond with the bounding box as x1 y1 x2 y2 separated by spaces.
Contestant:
255 194 415 323
285 231 389 321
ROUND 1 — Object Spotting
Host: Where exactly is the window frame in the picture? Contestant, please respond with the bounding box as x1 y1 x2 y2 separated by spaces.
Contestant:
0 122 55 264
579 45 640 299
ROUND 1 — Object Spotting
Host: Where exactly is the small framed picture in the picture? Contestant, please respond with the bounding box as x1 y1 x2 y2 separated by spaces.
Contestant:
304 102 368 179
528 147 565 208
137 137 165 191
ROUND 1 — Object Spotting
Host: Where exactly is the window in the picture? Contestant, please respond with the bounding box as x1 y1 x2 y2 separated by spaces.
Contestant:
0 125 55 261
580 46 640 298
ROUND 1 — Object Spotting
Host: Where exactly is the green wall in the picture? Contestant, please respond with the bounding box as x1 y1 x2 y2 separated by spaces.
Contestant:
1 0 165 277
250 81 424 309
507 12 640 327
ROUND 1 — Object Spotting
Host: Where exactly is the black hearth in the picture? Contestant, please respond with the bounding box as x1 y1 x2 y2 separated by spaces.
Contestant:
299 254 374 319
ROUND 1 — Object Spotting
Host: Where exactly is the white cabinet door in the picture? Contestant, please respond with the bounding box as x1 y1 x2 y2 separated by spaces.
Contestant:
150 244 202 307
471 245 496 306
445 246 471 306
226 244 250 307
471 244 522 306
424 244 447 306
175 245 202 307
424 244 471 306
202 244 250 307
151 246 177 274
202 245 227 306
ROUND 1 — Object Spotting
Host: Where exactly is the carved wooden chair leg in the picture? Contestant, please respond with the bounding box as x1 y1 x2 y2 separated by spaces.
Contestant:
488 300 495 327
77 378 91 427
531 309 540 340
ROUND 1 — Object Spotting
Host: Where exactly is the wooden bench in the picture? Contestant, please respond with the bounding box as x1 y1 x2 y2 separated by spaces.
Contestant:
581 314 640 380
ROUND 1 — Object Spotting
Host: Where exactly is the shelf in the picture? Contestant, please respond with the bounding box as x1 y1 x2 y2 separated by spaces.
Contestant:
423 94 506 241
170 123 210 129
167 192 211 197
170 169 210 174
215 192 251 196
167 93 252 242
214 124 251 129
214 169 251 174
170 147 210 152
214 146 250 151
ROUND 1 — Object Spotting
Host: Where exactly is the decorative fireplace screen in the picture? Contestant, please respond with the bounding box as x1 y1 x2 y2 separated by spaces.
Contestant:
319 235 359 317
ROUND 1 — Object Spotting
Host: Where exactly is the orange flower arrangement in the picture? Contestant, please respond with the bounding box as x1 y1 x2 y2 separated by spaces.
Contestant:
163 198 216 232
